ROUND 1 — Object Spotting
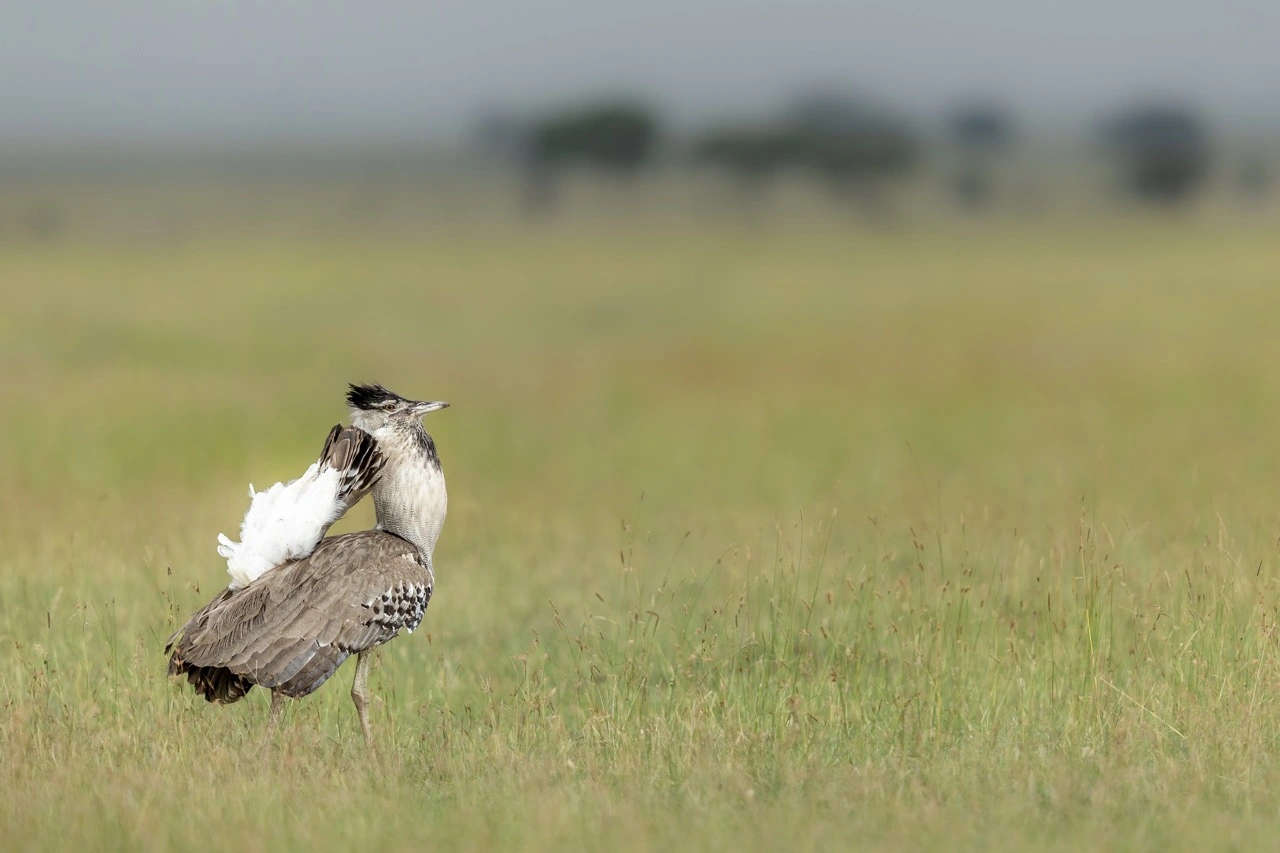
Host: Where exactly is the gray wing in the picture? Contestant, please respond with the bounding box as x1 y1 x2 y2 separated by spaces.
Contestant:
168 530 433 702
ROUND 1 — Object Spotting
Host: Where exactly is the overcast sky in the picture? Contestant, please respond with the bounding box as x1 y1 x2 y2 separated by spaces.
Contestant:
2 1 1278 145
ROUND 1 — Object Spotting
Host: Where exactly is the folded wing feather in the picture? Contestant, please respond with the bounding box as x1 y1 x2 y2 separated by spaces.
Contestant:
217 425 385 590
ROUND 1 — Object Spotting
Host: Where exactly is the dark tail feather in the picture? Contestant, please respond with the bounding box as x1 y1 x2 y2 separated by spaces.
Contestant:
168 654 254 704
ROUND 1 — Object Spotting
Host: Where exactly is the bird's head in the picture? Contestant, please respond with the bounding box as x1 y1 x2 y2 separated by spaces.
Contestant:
346 383 449 437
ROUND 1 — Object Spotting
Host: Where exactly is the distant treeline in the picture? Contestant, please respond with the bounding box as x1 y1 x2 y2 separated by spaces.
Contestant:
472 92 1270 214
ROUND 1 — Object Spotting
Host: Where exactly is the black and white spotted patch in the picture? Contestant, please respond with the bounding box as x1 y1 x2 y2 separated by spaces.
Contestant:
360 577 432 636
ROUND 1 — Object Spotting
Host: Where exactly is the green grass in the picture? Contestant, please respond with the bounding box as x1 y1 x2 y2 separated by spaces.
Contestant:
5 216 1280 850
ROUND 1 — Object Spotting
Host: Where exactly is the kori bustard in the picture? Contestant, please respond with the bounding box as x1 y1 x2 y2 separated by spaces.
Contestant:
166 384 449 744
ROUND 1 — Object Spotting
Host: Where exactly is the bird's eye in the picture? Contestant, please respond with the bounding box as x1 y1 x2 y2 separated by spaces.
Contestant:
382 402 397 412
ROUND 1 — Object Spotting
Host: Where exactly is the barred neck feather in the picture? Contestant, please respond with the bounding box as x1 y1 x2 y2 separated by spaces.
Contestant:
371 423 447 566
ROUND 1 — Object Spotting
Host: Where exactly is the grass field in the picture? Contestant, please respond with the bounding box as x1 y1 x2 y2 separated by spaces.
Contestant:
5 213 1280 850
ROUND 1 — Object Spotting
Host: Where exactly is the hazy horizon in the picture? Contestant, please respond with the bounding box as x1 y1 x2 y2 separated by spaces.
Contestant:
3 1 1279 147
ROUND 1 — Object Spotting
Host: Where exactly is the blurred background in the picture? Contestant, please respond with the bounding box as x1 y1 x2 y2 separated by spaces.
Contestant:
1 1 1278 237
5 0 1280 650
4 3 1280 575
4 0 1280 515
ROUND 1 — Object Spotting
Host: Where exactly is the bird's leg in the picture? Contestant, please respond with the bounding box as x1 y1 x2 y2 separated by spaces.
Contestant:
261 690 288 749
351 651 373 747
268 690 286 732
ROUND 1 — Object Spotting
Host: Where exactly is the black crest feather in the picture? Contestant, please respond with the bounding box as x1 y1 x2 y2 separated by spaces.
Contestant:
347 383 404 411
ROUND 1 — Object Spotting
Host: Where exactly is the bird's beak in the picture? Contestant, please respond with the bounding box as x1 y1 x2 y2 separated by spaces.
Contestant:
410 400 450 416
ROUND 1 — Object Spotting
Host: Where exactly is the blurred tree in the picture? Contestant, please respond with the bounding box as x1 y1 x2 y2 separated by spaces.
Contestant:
945 101 1015 211
948 103 1014 153
691 125 803 198
529 101 659 171
1101 103 1211 204
523 100 661 214
785 92 918 217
